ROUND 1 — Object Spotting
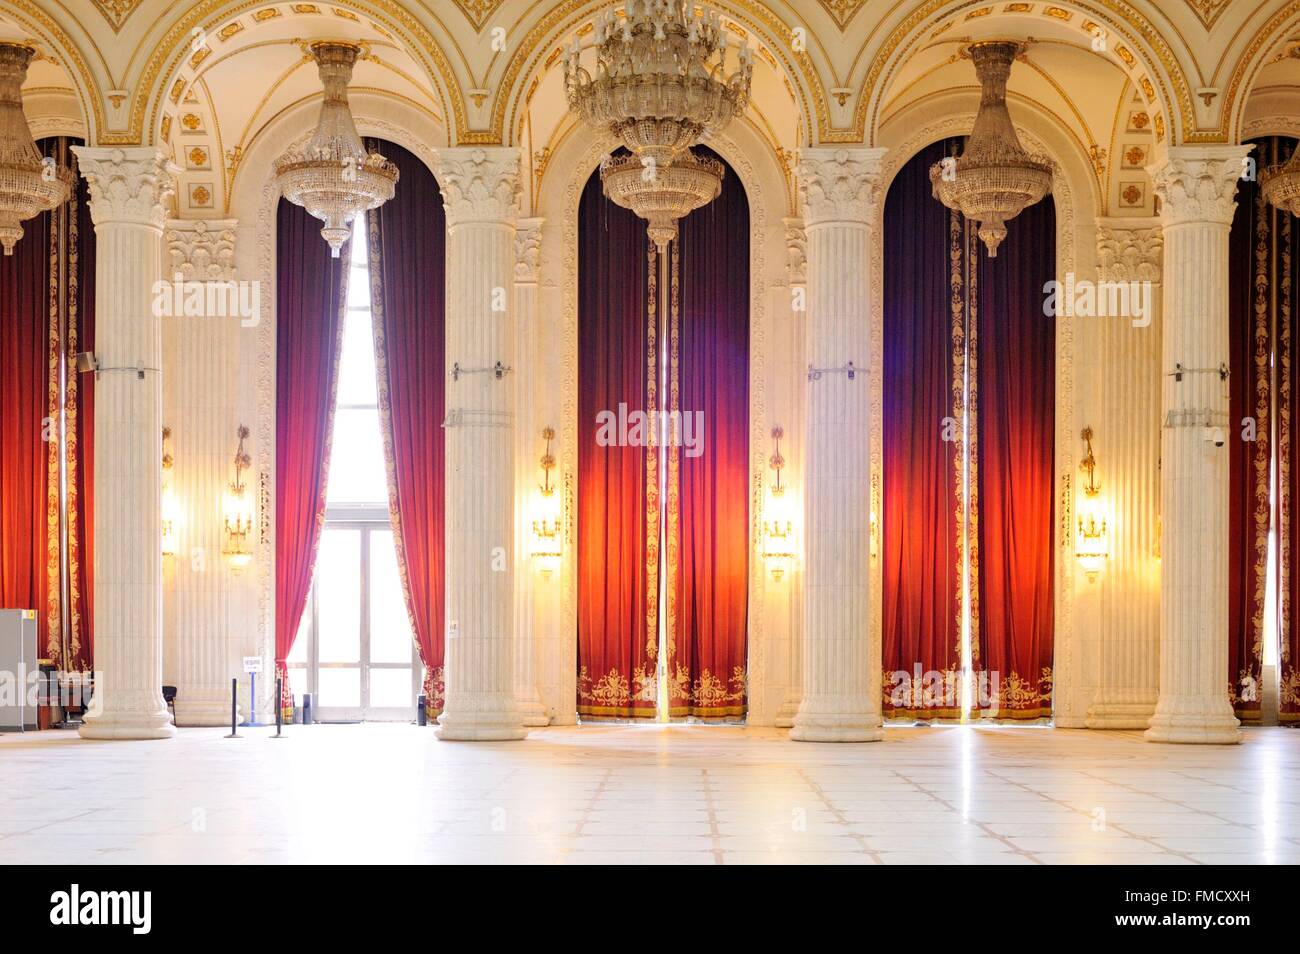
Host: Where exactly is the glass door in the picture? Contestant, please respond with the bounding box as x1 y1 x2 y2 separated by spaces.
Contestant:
287 522 422 722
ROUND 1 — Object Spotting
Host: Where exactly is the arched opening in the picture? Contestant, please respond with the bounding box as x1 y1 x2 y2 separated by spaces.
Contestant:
277 138 447 723
882 138 1057 723
576 148 751 722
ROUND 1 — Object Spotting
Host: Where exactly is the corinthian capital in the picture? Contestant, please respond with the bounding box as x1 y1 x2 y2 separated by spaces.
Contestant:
798 147 888 227
1096 221 1163 284
433 146 521 227
72 147 177 229
1147 145 1253 227
515 216 543 282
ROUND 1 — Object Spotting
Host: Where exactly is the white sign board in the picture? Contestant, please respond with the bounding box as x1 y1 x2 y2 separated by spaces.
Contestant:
242 656 264 674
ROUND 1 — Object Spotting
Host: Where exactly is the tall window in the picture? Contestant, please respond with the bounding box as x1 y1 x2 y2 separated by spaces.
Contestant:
285 216 422 720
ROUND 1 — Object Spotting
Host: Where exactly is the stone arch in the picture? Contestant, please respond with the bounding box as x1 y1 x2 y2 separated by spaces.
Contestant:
856 0 1195 149
492 0 825 148
131 0 465 148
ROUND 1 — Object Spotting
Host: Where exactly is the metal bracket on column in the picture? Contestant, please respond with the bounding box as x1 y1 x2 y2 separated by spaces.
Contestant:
95 365 159 381
1168 362 1229 383
450 361 513 381
807 361 860 381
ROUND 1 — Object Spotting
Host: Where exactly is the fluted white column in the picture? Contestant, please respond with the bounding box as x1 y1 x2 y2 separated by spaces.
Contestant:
513 216 549 726
1086 223 1163 728
790 147 887 742
163 220 244 725
1145 146 1251 744
73 147 177 740
433 147 526 741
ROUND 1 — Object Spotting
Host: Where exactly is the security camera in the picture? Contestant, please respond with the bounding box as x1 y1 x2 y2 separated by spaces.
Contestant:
1203 426 1225 447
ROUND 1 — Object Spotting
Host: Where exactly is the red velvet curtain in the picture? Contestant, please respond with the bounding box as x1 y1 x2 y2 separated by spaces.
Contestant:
0 160 52 660
882 138 965 719
973 196 1057 720
672 147 749 719
0 136 94 671
364 138 446 718
1285 178 1299 725
577 167 658 719
275 199 350 713
67 143 95 672
1228 142 1275 723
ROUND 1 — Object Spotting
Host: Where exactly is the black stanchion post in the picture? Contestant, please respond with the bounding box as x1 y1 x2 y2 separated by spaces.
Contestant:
225 677 240 738
275 678 283 737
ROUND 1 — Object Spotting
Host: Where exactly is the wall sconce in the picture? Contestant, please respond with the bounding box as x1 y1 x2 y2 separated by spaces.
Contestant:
1075 426 1109 581
530 427 563 578
222 425 254 570
161 426 177 558
763 426 797 581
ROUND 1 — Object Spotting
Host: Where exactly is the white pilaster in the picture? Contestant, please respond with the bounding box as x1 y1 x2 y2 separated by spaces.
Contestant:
433 147 527 741
790 147 887 742
774 216 806 729
1145 146 1251 744
163 219 245 726
1086 223 1163 729
74 147 178 740
513 216 549 726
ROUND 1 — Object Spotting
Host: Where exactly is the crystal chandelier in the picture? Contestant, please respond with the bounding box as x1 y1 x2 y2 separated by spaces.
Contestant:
1262 144 1300 218
930 40 1053 257
275 42 397 256
563 0 752 247
0 42 72 255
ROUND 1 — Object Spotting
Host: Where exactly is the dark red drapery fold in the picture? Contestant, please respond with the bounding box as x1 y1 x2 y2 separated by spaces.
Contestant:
364 138 447 717
673 148 750 719
1228 144 1275 722
0 167 52 659
0 136 94 671
275 199 350 712
1285 183 1300 725
577 168 657 718
68 146 95 672
882 137 964 719
973 196 1056 720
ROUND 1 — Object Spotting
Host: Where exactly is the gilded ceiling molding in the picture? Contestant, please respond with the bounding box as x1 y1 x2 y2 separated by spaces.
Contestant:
1222 0 1300 146
125 0 464 147
1182 1 1229 31
493 0 823 148
451 0 506 32
854 0 1196 148
817 0 867 30
0 0 103 142
91 0 144 32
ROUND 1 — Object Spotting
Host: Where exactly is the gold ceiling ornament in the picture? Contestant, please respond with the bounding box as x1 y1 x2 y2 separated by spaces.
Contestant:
563 0 752 248
0 43 73 256
817 0 869 30
929 40 1053 257
451 0 508 31
1261 143 1300 218
91 0 144 32
274 42 398 256
1183 0 1230 31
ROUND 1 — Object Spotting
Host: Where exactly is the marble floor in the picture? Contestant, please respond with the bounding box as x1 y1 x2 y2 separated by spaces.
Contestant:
1 723 1297 864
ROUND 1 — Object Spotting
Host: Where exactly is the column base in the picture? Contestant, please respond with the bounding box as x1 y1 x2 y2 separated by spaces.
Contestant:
790 700 883 742
1085 701 1156 730
173 697 241 727
773 699 799 729
515 694 550 727
79 708 176 741
436 708 528 741
1144 704 1241 744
